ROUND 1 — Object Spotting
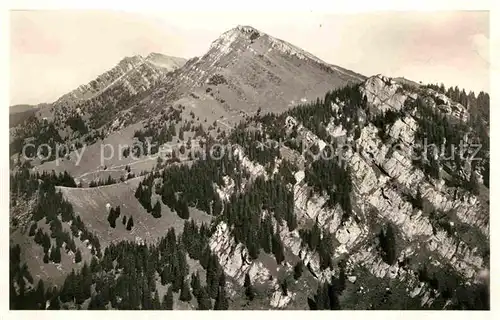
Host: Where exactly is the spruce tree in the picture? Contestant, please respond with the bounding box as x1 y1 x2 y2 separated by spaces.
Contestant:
293 261 303 280
197 287 212 310
281 278 288 296
29 223 37 237
50 246 61 263
74 248 82 263
415 188 423 210
379 224 397 265
107 207 116 228
337 264 346 293
88 294 106 310
244 273 255 301
34 279 45 309
135 183 142 200
152 290 161 310
179 279 192 302
218 271 226 287
214 286 229 310
48 295 60 310
152 200 162 218
176 198 190 219
190 272 201 298
43 251 49 264
206 255 220 299
122 215 127 225
162 287 174 310
126 216 134 231
271 234 285 265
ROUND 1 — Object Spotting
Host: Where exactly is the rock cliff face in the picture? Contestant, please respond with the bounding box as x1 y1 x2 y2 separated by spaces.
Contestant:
207 74 488 309
208 221 272 286
360 74 407 113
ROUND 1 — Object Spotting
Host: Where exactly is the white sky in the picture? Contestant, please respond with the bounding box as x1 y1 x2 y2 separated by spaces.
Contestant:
10 10 489 105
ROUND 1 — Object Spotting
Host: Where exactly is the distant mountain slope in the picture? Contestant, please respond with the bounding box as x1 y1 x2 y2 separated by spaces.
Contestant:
52 53 187 109
9 104 42 128
136 25 366 127
9 53 186 156
14 52 184 133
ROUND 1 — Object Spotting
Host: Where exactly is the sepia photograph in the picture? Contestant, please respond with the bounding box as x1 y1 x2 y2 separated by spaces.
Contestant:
6 7 490 312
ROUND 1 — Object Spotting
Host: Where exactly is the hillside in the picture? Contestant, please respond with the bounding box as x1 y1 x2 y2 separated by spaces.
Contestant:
9 104 44 128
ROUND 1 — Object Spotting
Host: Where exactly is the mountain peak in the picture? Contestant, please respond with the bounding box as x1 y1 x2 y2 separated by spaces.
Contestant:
235 25 261 34
210 25 355 79
118 55 145 66
144 52 187 71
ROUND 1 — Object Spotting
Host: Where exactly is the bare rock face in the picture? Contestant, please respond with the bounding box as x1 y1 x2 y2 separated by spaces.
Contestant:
277 223 334 283
270 283 295 308
367 188 433 239
208 221 251 285
360 74 407 113
209 221 272 286
233 146 267 178
334 217 365 255
424 88 469 121
426 230 483 278
214 175 236 202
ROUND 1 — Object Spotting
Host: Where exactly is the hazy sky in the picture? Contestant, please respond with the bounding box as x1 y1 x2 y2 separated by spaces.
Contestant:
10 10 489 105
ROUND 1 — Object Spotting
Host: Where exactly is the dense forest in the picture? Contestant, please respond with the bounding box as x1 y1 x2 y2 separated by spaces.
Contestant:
11 221 229 310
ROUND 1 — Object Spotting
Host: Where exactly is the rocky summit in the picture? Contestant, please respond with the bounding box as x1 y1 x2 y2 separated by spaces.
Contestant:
9 25 489 311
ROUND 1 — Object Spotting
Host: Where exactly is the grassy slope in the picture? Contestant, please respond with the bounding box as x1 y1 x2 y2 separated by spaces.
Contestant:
57 177 212 248
11 222 94 286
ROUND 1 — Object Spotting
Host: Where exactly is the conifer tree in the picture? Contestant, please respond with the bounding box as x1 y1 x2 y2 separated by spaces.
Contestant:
190 272 201 298
218 271 226 287
107 207 117 228
74 248 82 263
197 287 212 310
152 200 162 218
415 188 423 210
176 198 190 219
162 287 174 310
50 246 61 263
379 224 397 265
244 273 255 301
272 234 285 265
281 278 288 296
126 216 134 231
179 279 192 302
293 261 303 280
29 223 37 237
214 285 229 310
48 295 60 310
43 251 49 264
152 290 161 310
34 279 45 309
